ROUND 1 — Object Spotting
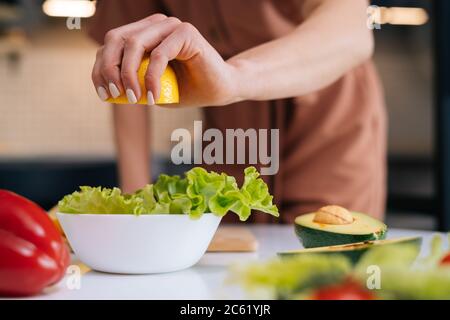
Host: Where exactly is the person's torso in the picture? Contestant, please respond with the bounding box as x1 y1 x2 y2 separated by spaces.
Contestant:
162 0 303 57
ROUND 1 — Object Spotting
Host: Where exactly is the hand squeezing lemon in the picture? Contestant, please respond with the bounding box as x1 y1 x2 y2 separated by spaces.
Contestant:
106 56 179 105
93 16 240 108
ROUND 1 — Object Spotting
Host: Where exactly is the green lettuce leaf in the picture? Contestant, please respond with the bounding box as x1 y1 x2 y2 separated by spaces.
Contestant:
372 268 450 300
185 167 231 219
57 186 142 214
416 234 446 269
228 255 352 299
209 167 279 221
240 167 279 217
354 244 421 274
152 174 192 214
58 166 279 221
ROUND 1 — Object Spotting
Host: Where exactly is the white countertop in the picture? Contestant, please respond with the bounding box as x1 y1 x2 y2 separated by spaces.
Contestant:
16 226 445 300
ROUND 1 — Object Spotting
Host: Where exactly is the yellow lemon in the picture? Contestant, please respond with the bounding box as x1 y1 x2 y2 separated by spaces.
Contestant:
48 205 64 236
48 205 74 252
106 56 179 105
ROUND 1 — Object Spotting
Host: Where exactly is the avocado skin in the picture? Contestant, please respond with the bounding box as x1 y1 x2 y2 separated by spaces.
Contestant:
295 224 387 248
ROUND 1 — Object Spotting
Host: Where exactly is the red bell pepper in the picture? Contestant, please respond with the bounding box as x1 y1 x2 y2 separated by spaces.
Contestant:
0 190 70 296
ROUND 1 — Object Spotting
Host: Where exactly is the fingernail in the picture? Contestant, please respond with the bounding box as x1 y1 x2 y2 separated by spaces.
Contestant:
96 86 108 101
109 82 120 98
126 89 138 104
147 91 155 106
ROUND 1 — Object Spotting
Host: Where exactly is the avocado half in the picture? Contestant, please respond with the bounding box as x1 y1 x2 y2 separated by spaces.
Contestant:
295 212 387 248
279 236 422 264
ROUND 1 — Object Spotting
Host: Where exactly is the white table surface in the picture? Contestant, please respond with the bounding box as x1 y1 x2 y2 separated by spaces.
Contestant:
15 226 446 300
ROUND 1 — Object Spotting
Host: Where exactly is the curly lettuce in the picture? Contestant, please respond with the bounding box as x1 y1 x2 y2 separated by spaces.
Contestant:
57 186 142 215
58 166 279 221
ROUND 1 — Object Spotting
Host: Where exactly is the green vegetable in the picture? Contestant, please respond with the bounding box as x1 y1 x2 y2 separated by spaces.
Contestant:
417 234 446 269
228 255 352 299
354 242 421 273
58 166 279 221
232 234 450 300
278 237 422 265
294 212 387 248
56 186 143 214
373 268 450 300
351 235 450 299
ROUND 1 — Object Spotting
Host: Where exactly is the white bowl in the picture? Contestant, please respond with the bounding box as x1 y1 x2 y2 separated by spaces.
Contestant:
56 213 222 274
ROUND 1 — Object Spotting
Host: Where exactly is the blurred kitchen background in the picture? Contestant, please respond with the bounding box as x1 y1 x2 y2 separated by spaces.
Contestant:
1 0 448 230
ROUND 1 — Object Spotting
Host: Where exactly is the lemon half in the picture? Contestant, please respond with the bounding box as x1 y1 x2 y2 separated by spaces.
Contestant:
106 56 179 105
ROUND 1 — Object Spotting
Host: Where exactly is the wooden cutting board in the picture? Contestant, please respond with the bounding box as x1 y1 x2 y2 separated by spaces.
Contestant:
207 226 258 252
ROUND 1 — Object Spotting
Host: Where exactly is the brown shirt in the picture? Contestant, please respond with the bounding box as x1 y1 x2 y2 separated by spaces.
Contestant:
88 0 387 223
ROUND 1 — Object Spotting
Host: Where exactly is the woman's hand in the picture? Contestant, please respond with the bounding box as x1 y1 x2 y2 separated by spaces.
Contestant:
93 1 373 107
92 14 240 107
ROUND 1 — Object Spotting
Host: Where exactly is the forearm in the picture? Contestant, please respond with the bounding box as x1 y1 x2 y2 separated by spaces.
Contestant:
113 104 150 193
228 0 373 101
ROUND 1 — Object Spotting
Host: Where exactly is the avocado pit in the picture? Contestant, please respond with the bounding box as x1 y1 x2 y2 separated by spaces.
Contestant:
313 205 354 225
